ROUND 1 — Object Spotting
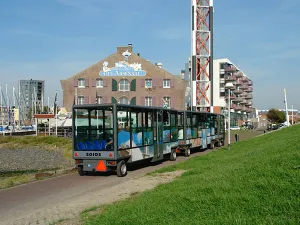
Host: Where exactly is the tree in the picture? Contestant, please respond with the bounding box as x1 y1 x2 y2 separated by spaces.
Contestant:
267 108 285 124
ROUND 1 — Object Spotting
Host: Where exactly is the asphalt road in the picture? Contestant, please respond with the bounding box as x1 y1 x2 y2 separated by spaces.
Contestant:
0 130 263 225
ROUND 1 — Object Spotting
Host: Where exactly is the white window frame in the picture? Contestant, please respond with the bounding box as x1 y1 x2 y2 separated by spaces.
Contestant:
119 79 130 92
145 97 152 107
78 78 85 88
119 97 129 105
96 79 103 88
145 79 152 88
163 79 170 88
78 96 85 105
97 96 103 104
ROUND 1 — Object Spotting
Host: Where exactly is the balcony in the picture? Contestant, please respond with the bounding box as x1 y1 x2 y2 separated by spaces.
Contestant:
225 94 237 99
240 84 248 90
234 71 243 77
240 99 248 105
245 87 253 92
245 94 253 99
241 76 248 82
220 87 225 92
248 80 253 86
245 101 252 106
235 105 243 111
241 106 248 112
225 75 236 81
225 65 237 72
220 78 225 83
235 80 243 86
233 88 243 94
232 97 243 102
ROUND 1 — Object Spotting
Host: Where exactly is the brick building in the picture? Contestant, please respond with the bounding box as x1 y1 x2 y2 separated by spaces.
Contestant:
60 45 187 112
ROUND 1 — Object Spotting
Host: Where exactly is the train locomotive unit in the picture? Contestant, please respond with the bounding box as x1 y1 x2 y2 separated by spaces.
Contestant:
72 104 225 177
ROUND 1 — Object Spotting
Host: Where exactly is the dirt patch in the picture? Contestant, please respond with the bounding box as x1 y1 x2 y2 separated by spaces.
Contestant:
9 170 185 225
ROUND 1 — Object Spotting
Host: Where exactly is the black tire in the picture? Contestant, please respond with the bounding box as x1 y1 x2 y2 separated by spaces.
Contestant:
78 166 85 176
209 142 215 149
117 160 127 177
184 147 191 157
170 149 177 161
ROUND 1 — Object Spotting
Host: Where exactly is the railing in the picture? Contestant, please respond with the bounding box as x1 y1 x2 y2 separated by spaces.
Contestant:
236 105 243 110
225 65 237 72
234 71 243 77
246 87 253 92
245 94 253 99
225 94 237 99
235 80 243 85
225 75 236 81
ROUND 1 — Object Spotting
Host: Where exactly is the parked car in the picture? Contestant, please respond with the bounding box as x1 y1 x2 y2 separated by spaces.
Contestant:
230 126 240 131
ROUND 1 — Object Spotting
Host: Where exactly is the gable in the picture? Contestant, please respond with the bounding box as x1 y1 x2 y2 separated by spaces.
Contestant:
64 46 176 81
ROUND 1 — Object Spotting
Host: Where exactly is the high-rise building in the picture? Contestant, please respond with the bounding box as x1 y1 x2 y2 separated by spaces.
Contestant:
19 79 45 119
182 58 254 126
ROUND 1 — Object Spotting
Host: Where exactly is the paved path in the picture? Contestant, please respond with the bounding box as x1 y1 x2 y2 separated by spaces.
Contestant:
0 131 262 225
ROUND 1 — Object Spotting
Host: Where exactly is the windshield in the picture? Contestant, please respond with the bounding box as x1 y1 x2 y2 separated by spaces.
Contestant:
74 107 114 151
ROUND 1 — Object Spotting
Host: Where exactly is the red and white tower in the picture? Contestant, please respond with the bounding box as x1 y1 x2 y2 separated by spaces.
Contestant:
191 0 213 112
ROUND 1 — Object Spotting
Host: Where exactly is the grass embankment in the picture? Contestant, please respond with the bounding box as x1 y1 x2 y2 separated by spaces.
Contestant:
0 136 72 158
0 136 73 189
82 125 300 225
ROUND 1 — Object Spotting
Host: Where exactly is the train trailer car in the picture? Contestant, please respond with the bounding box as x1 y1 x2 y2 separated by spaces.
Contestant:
176 110 225 156
72 104 225 177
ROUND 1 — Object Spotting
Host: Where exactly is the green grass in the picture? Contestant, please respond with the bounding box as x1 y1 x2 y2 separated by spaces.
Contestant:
0 136 72 158
82 125 300 225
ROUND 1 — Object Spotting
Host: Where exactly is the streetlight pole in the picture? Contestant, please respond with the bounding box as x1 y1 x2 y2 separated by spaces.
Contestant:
228 89 231 150
225 82 234 150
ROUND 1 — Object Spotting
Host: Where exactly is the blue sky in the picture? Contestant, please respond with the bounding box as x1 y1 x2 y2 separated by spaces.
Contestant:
0 0 299 110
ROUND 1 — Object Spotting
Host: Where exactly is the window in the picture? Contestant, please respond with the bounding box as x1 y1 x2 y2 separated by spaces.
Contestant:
119 97 129 105
119 79 130 91
78 96 85 105
78 78 85 88
163 79 170 88
74 107 114 151
163 97 170 108
97 96 103 104
96 79 103 88
145 79 152 88
145 97 152 107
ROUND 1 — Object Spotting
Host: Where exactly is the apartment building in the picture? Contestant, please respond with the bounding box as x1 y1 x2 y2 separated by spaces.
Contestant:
213 58 253 126
182 58 254 126
19 79 45 119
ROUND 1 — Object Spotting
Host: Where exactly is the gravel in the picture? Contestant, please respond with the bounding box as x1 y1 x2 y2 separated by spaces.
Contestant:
0 148 74 172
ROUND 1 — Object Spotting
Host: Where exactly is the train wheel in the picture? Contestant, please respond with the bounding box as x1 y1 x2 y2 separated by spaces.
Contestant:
117 160 127 177
184 147 191 157
78 166 85 176
170 149 177 161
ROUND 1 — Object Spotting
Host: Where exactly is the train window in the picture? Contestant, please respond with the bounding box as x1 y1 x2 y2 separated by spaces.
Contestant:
163 111 171 143
178 112 184 140
192 113 198 139
74 107 113 151
144 110 154 145
186 112 192 140
170 112 178 142
131 110 143 147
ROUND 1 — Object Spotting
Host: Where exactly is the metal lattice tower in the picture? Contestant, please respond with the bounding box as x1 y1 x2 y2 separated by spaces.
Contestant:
191 0 213 112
